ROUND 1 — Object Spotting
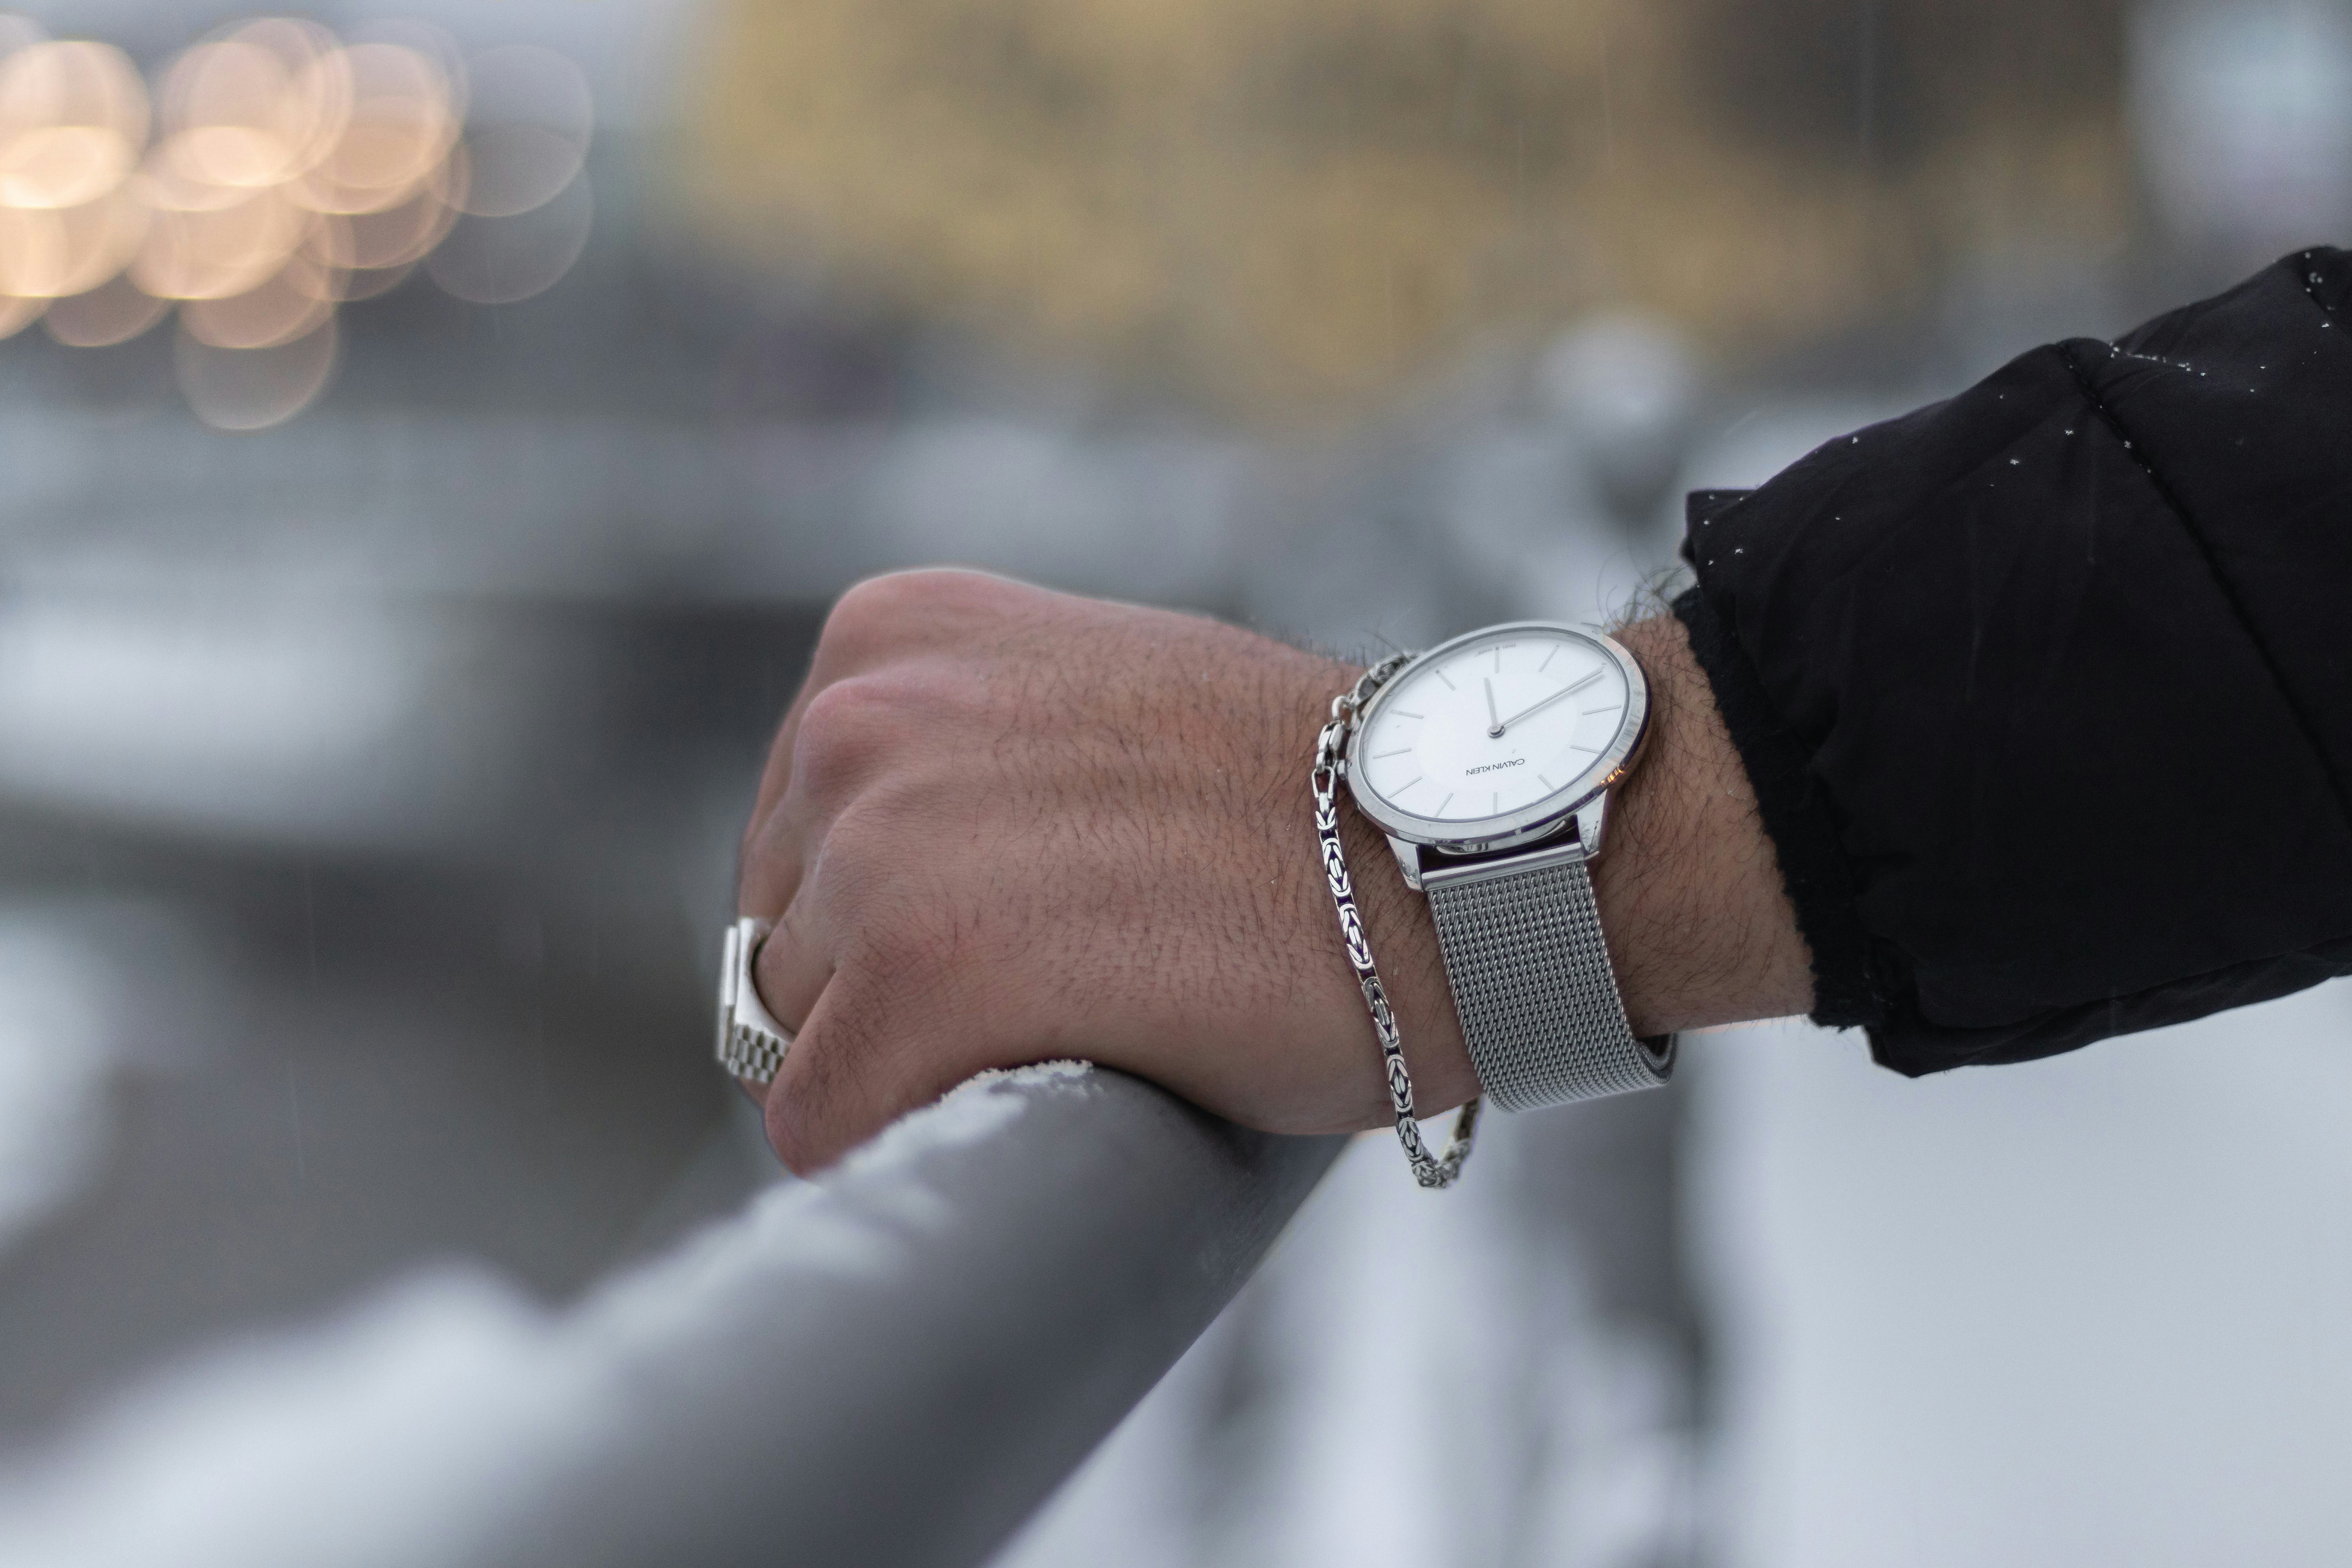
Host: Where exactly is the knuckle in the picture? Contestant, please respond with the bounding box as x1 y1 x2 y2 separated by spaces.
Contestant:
895 566 1020 610
818 573 907 651
735 809 796 905
821 568 1024 655
802 817 885 925
809 827 922 947
808 577 920 681
800 805 937 967
791 676 907 800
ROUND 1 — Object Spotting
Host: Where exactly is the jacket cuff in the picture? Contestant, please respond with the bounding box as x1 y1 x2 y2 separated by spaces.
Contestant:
1669 501 1886 1031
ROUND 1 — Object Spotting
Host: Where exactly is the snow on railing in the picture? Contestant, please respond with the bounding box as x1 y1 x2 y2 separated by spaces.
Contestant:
0 1063 1342 1568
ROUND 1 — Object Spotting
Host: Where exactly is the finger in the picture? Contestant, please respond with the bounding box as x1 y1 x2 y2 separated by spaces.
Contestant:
737 679 830 916
761 978 978 1176
744 670 826 852
738 615 888 914
743 572 1053 916
750 888 833 1044
735 688 874 918
747 571 1022 836
739 669 927 918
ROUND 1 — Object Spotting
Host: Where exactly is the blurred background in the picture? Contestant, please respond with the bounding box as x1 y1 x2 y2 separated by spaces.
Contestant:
0 0 2347 1563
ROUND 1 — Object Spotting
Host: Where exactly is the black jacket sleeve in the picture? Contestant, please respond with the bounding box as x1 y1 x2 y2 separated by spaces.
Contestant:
1674 246 2352 1074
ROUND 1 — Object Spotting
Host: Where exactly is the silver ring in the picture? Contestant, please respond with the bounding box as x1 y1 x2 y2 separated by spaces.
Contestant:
715 915 795 1085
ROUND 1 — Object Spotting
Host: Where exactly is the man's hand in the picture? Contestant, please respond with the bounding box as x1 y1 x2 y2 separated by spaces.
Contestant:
737 569 1811 1174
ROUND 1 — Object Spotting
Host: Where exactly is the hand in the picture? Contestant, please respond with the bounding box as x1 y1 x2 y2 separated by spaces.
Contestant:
1495 669 1601 733
737 569 1811 1174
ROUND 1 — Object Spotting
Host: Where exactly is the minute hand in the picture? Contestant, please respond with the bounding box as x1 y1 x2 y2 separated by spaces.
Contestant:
1496 670 1601 732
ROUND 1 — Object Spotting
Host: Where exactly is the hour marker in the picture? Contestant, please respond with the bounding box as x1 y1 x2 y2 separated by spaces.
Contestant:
1434 669 1456 691
1434 793 1454 816
1569 742 1600 752
1581 702 1622 716
1492 646 1508 672
1394 776 1424 794
1391 709 1425 719
1491 791 1500 814
1537 773 1555 790
1371 747 1412 759
1538 644 1559 672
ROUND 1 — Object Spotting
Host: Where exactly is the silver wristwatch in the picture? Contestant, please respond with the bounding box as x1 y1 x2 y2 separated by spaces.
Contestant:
1343 621 1674 1111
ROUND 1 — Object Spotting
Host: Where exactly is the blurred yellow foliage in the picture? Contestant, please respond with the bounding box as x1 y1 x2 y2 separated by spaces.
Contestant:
683 0 2129 418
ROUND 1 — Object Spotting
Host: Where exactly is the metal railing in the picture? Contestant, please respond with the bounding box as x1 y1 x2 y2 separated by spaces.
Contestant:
459 1065 1338 1568
0 1063 1337 1565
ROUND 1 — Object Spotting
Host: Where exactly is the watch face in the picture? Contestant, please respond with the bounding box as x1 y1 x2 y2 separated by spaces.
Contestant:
1348 624 1641 842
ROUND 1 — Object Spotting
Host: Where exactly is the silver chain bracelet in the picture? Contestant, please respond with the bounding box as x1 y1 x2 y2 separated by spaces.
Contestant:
1312 654 1481 1189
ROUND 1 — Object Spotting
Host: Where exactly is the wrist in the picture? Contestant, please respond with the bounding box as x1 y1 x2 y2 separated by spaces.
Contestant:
1298 611 1809 1132
1594 614 1815 1036
1319 612 1812 1124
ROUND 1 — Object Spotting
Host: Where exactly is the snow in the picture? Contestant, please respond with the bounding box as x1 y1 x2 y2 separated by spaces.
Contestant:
1000 987 2352 1566
1695 983 2352 1567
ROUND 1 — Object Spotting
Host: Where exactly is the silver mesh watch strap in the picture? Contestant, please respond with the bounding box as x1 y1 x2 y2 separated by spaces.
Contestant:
1423 842 1674 1112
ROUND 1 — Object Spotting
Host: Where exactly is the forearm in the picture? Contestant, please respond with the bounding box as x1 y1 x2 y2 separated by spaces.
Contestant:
738 571 1816 1172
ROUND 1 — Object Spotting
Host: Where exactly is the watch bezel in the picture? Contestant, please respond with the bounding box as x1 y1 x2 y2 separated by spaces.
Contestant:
1344 621 1651 855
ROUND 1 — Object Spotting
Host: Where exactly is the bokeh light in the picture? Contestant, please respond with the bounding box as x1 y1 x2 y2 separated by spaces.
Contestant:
173 310 338 430
0 15 594 429
457 45 592 219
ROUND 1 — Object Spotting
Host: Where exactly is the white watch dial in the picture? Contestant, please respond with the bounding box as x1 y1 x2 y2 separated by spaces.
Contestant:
1355 628 1630 826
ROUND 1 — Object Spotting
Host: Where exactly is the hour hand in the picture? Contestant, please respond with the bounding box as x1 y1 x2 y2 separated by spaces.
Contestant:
1485 677 1502 738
